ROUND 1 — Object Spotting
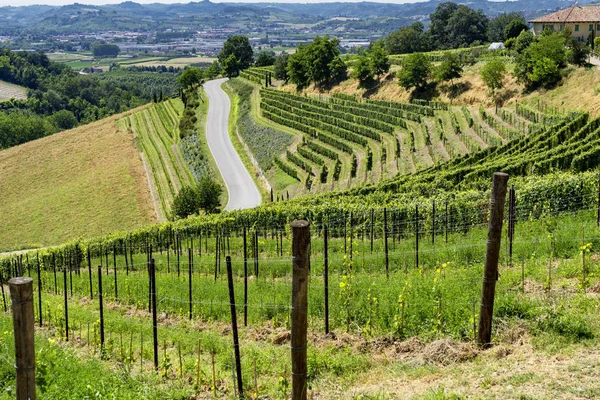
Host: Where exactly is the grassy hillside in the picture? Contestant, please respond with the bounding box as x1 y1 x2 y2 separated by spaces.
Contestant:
0 109 156 251
119 98 195 220
0 80 27 101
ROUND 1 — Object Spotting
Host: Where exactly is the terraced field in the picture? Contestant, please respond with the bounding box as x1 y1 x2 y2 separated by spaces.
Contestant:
119 98 194 219
258 88 540 196
0 80 27 101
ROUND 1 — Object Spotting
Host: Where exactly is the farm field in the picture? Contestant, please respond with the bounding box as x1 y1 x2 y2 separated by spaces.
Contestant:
0 80 27 101
2 197 600 398
127 56 217 68
119 98 195 220
0 109 156 252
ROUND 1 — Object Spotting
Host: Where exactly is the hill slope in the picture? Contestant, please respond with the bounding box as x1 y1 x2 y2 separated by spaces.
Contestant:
0 109 156 251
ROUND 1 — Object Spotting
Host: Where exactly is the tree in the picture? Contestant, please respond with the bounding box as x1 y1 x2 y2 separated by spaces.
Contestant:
171 186 200 219
351 54 374 87
92 43 120 58
514 30 534 54
481 58 506 96
50 110 77 130
255 52 275 67
384 22 430 55
436 53 462 85
504 18 528 41
398 53 431 90
218 36 253 72
287 49 310 88
487 12 526 42
369 42 390 77
223 54 240 78
287 37 346 88
274 54 289 82
178 67 203 89
430 2 488 49
514 33 566 89
197 176 222 214
205 61 221 80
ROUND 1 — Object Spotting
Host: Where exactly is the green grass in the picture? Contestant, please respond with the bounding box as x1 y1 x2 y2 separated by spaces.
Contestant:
123 100 194 218
0 110 156 251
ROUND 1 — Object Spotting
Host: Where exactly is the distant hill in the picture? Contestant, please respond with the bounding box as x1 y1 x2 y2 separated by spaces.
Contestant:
0 0 588 35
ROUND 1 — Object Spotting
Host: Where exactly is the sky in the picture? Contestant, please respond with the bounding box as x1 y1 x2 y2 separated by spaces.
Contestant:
1 0 425 6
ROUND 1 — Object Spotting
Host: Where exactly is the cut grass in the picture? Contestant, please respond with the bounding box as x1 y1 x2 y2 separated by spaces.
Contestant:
0 108 156 251
0 80 27 101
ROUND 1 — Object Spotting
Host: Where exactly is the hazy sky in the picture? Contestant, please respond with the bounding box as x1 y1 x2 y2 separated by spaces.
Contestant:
1 0 425 6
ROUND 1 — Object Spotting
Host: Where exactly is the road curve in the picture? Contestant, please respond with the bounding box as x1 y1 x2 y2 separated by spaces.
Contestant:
204 78 262 210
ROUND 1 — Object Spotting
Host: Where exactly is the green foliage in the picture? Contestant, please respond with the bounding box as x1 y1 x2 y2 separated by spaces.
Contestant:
514 32 566 89
398 53 431 90
178 67 203 89
218 35 253 73
222 54 240 78
429 2 488 49
480 58 506 95
91 43 120 58
171 178 222 219
350 152 358 178
487 12 526 42
352 43 390 87
227 78 292 171
332 158 342 181
384 22 430 55
50 109 77 130
436 53 462 84
273 54 289 82
366 147 373 171
504 18 528 41
255 52 275 67
514 30 534 54
320 164 328 183
286 36 347 88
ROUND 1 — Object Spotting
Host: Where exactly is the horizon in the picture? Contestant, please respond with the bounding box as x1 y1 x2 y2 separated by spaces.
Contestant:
0 0 428 6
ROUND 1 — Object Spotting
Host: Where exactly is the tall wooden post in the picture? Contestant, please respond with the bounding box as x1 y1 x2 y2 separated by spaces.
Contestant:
188 248 193 320
63 266 69 342
36 254 42 327
383 208 389 278
291 220 309 400
9 277 36 400
478 172 509 348
98 265 104 348
323 223 329 334
508 185 515 265
87 248 93 299
243 227 248 327
415 205 419 268
225 256 243 397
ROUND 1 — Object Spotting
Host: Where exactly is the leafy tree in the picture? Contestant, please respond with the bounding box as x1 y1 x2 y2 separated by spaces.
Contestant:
398 53 431 90
481 58 506 96
197 176 222 214
514 30 534 54
178 67 203 89
514 33 566 89
204 61 221 80
255 52 275 67
369 42 390 77
50 110 77 130
223 54 240 78
487 12 526 42
171 186 200 219
287 36 346 88
218 36 253 72
504 19 528 41
384 22 430 55
430 2 488 49
352 54 374 87
274 54 289 81
436 53 462 85
92 43 120 58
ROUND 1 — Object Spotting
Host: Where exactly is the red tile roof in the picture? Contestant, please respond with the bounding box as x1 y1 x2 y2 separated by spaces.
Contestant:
530 5 600 23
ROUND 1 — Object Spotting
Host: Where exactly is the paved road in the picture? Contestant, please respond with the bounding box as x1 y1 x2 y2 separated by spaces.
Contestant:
204 78 262 210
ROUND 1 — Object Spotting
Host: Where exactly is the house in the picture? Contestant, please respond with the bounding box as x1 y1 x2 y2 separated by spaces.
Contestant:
530 5 600 42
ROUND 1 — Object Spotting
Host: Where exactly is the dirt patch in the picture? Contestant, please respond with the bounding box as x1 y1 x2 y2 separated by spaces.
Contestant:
422 339 478 365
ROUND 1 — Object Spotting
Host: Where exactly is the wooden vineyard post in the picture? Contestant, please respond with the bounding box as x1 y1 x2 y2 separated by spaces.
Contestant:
98 266 105 349
150 258 158 372
370 209 374 253
383 208 389 278
243 226 248 327
431 200 435 245
291 220 310 400
1 272 7 312
9 277 36 400
225 256 243 397
478 172 509 348
63 266 69 342
113 245 118 300
323 223 329 334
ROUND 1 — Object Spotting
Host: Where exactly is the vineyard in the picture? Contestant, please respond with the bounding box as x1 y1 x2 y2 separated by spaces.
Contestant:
255 84 551 196
119 98 195 220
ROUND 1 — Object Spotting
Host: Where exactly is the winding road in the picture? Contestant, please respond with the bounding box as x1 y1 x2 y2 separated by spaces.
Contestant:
204 78 262 210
